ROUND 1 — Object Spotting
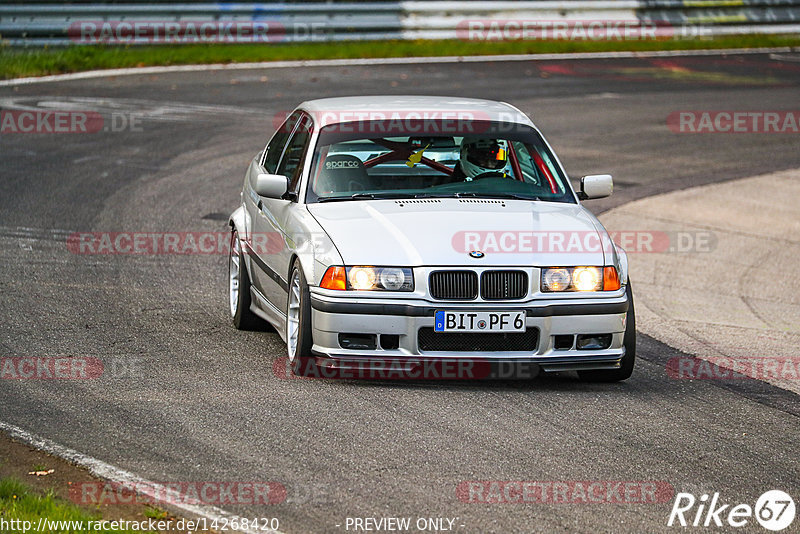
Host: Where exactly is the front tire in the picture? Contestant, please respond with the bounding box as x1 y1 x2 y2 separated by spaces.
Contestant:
229 229 261 330
287 260 318 377
578 283 636 383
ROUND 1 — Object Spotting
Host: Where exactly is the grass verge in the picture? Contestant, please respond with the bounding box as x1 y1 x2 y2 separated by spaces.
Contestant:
1 35 800 80
0 478 153 533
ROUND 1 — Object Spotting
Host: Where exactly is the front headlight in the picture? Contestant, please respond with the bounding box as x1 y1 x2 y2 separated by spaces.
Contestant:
542 268 571 291
378 267 409 290
348 267 377 290
572 266 602 291
541 266 620 292
321 266 413 291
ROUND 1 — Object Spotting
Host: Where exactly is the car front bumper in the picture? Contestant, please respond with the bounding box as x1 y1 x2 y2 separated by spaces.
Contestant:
308 288 629 377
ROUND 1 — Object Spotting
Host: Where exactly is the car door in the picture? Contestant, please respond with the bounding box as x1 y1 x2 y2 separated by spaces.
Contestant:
251 113 313 314
243 112 299 298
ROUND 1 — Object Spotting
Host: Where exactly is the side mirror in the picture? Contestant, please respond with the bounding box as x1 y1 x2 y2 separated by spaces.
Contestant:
578 174 613 200
254 173 288 199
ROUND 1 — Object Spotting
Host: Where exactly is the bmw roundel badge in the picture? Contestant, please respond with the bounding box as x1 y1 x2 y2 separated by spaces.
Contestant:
469 250 485 259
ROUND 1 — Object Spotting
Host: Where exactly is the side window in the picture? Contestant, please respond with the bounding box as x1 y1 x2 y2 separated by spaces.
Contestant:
511 141 541 185
278 117 313 194
512 140 565 194
262 112 300 173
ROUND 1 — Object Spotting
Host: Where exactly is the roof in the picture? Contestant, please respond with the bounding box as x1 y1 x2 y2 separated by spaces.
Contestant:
297 95 533 129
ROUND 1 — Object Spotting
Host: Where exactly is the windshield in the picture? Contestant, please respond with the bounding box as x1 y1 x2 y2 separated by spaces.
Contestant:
305 120 575 203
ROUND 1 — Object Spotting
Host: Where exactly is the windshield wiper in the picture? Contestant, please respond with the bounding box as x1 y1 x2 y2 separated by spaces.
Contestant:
408 192 529 200
317 193 415 202
410 192 457 199
452 192 543 201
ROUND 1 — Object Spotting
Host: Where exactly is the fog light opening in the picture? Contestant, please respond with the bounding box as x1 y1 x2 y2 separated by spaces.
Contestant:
338 333 377 350
576 334 613 350
553 335 575 350
380 334 400 350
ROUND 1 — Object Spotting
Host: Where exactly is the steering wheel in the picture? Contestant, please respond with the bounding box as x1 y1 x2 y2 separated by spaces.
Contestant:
470 171 508 180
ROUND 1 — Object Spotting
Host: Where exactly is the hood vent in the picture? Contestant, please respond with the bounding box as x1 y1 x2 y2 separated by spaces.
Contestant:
458 199 506 205
395 199 442 206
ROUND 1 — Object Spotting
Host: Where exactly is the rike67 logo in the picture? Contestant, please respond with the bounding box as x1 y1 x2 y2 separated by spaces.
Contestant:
668 490 795 531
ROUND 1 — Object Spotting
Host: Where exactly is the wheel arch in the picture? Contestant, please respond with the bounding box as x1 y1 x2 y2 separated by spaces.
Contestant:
228 206 253 280
288 245 318 289
228 205 246 235
288 253 314 288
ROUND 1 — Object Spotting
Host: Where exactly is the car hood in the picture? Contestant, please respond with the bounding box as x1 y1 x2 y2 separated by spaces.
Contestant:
306 199 608 267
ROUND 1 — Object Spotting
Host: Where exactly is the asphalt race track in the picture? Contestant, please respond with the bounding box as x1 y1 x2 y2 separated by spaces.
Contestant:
1 52 799 533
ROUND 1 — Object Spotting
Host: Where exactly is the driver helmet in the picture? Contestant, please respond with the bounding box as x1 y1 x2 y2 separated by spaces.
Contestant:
459 137 508 179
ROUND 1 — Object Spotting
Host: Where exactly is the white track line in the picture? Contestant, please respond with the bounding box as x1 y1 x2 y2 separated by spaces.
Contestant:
0 46 796 87
0 420 284 534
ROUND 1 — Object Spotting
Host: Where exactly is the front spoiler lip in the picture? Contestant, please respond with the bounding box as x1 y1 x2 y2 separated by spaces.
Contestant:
311 351 623 374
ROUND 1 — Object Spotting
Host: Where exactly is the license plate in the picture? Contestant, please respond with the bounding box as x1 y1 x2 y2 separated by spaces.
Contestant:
434 311 525 333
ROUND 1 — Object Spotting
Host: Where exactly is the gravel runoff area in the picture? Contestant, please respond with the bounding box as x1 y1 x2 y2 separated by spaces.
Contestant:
601 169 800 394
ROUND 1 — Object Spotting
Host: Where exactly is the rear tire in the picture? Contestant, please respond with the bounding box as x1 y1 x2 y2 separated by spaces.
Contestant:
578 283 636 383
229 229 261 330
287 260 318 377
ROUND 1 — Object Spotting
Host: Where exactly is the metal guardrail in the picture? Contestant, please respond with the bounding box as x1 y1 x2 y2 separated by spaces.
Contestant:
1 1 799 46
